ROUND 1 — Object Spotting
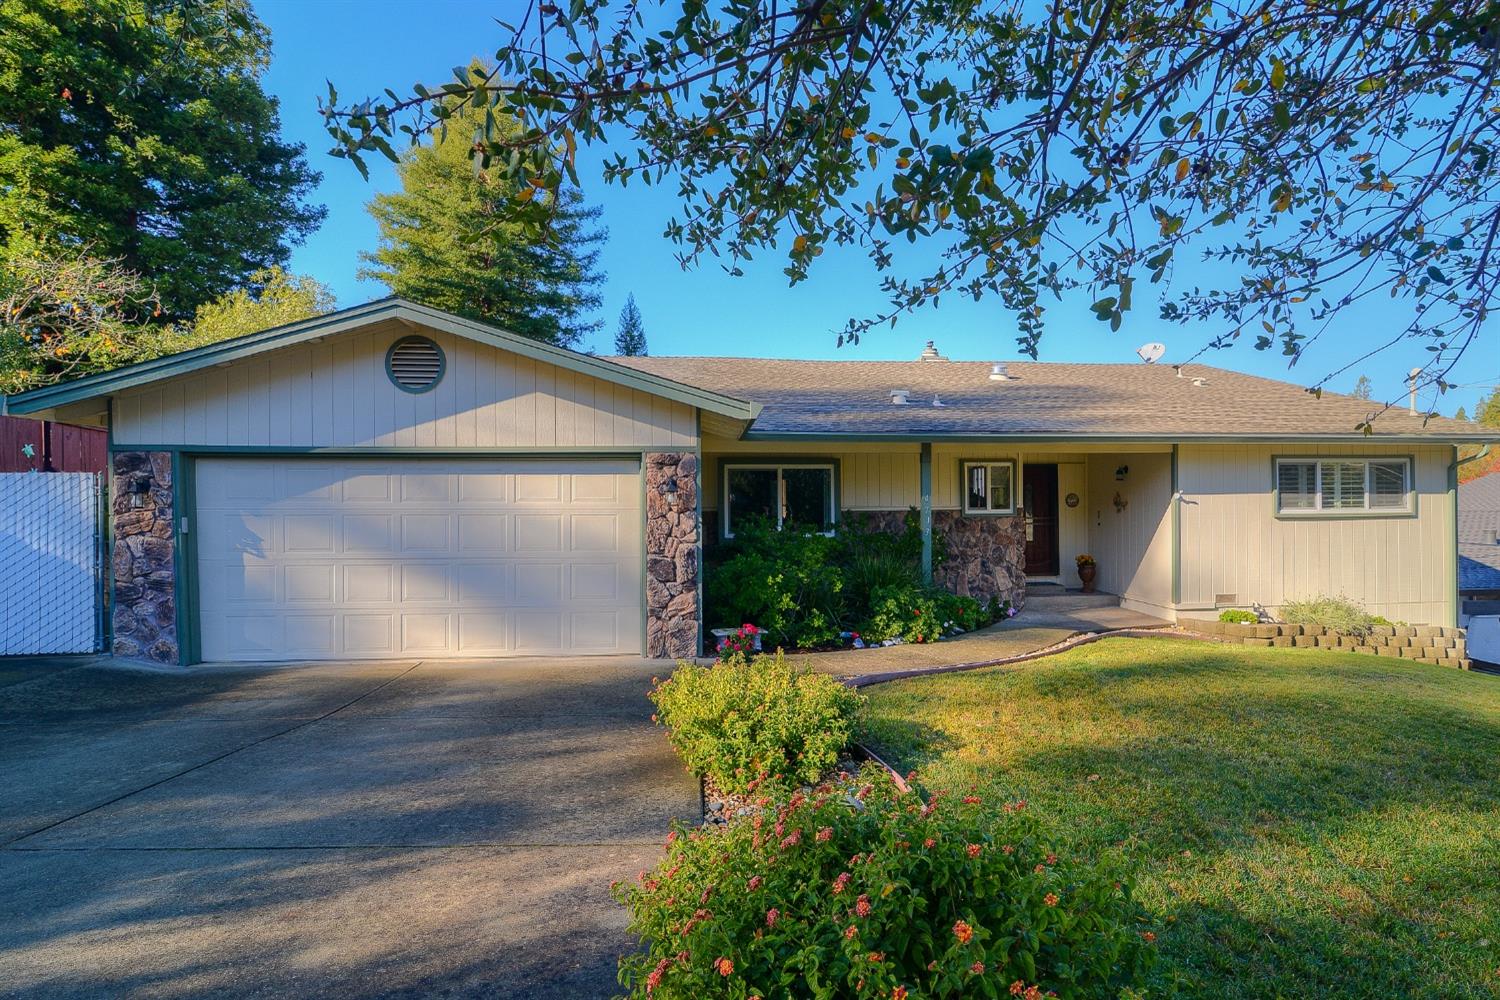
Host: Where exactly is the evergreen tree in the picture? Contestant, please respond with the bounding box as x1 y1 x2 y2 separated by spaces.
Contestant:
1351 374 1373 401
1477 388 1500 429
360 97 604 349
1455 406 1469 423
614 294 648 356
0 0 324 320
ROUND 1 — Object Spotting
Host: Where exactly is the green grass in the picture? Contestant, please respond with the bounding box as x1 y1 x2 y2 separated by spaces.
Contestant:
860 639 1500 998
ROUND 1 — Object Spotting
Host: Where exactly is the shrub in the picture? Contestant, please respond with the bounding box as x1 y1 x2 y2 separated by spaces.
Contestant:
715 624 761 661
649 652 863 795
1280 594 1376 638
615 768 1156 999
707 516 845 649
1218 609 1259 624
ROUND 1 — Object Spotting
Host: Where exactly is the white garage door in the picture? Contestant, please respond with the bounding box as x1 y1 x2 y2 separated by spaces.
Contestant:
195 458 642 661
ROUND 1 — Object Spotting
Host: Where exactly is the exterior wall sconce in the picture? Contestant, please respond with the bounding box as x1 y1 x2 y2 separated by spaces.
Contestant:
1114 465 1129 482
657 475 679 507
127 475 153 509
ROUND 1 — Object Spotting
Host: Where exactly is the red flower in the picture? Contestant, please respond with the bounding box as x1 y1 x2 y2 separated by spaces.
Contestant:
923 837 936 849
966 843 982 858
844 924 858 940
893 988 908 1000
747 875 762 890
1044 892 1060 907
953 919 974 944
715 957 734 977
970 961 986 974
1034 864 1046 874
963 795 981 804
855 894 872 917
816 826 833 842
1009 982 1025 997
1002 844 1015 854
833 871 851 894
646 957 670 993
1045 853 1057 865
1141 931 1157 943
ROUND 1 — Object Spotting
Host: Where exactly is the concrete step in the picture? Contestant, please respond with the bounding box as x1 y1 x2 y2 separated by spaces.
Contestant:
1023 586 1121 610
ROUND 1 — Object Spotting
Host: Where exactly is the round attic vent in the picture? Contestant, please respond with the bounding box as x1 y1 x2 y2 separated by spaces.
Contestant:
386 336 445 393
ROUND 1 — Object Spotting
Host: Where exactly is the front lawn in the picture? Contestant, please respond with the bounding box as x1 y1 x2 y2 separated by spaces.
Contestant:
860 639 1500 998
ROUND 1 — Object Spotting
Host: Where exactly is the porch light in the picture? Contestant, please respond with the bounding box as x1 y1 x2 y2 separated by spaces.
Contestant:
1115 465 1129 482
658 476 680 507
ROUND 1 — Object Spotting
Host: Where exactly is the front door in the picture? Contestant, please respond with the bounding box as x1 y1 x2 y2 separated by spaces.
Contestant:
1022 464 1060 576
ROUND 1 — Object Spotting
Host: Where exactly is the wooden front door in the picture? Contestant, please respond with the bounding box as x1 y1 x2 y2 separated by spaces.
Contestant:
1022 464 1060 576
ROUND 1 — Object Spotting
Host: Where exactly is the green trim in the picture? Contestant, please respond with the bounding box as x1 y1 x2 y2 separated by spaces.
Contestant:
5 298 761 421
1270 454 1419 520
740 431 1500 445
1170 444 1181 608
177 453 203 665
384 334 446 394
639 458 650 657
920 443 933 585
719 457 841 540
957 458 1019 516
694 413 705 658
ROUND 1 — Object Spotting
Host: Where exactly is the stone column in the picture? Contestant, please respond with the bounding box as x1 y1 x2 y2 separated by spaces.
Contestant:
111 451 178 663
932 510 1027 610
644 452 701 658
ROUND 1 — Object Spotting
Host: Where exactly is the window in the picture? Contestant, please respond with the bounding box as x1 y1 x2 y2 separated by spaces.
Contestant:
723 463 835 535
1275 458 1412 515
962 461 1016 514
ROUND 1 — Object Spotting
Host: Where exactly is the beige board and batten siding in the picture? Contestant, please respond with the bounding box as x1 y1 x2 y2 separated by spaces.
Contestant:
111 319 698 450
1085 452 1174 613
701 440 922 512
1177 443 1453 625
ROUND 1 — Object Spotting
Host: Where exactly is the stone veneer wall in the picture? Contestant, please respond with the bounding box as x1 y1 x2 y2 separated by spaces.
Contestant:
645 452 701 658
856 509 1028 610
111 451 178 663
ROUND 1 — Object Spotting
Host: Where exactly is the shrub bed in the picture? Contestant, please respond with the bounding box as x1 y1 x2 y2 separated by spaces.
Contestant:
615 769 1156 999
707 512 1011 651
649 652 864 796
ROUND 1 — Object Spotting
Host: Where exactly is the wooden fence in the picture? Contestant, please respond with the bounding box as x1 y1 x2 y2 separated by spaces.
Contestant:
0 415 107 473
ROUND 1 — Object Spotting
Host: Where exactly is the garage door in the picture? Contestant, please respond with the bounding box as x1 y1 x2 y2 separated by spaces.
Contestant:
194 458 642 661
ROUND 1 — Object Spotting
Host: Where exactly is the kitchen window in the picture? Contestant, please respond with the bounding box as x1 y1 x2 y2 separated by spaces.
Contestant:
723 463 836 535
1274 457 1412 515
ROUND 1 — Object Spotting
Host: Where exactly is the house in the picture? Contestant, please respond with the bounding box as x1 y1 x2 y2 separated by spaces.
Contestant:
4 298 1494 665
1459 472 1500 667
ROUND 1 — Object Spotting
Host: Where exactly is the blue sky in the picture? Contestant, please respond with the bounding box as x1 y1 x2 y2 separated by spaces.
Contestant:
257 0 1495 417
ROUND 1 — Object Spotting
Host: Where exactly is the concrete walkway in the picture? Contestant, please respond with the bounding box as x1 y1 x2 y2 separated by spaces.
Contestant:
801 589 1173 678
0 656 697 999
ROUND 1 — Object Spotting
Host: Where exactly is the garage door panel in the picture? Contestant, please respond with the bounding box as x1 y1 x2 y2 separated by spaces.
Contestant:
196 459 642 661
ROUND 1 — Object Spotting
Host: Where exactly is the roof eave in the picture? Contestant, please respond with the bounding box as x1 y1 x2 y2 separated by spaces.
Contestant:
3 298 761 423
736 430 1500 444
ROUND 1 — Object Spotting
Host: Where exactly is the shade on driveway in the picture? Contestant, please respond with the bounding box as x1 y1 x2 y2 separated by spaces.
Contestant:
0 657 697 999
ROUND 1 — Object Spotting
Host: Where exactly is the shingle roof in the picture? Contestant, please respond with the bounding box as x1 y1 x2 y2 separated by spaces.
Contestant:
608 356 1489 440
1460 473 1500 593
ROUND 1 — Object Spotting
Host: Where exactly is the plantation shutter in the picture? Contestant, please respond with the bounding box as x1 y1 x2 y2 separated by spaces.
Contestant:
1277 461 1317 511
1319 461 1366 509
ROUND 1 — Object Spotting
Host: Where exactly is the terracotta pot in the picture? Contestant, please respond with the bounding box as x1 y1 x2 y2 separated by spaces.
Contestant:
1078 563 1097 593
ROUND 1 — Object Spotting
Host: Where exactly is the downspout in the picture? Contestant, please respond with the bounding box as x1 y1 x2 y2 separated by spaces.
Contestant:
1453 443 1493 628
920 443 933 585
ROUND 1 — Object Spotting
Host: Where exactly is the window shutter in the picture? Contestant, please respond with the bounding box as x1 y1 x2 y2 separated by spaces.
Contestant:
1320 461 1366 509
1277 462 1317 510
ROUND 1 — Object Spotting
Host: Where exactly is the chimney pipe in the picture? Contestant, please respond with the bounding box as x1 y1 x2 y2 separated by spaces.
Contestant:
1408 368 1421 415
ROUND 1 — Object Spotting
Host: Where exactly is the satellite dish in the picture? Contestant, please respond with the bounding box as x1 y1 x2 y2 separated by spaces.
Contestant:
1136 342 1166 364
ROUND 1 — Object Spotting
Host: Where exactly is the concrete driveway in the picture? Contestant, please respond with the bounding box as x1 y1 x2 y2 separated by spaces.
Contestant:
0 657 697 999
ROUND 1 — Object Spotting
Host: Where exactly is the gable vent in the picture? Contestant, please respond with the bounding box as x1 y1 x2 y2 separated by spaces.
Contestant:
386 336 445 393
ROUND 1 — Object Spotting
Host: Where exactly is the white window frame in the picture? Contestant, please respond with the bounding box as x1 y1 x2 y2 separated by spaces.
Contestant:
1273 456 1414 516
722 462 837 537
961 460 1018 516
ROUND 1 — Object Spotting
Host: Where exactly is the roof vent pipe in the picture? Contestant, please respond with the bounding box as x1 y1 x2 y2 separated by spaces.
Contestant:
989 363 1010 381
918 341 947 361
890 389 911 405
1408 368 1421 415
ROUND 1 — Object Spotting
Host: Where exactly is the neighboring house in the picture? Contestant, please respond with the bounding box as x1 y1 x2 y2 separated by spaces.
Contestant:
0 414 107 473
1459 472 1500 667
3 298 1493 665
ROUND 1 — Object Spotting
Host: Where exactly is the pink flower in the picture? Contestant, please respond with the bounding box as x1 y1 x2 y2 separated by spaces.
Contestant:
765 907 780 927
816 826 833 842
855 894 872 917
844 924 858 939
970 961 986 974
747 875 762 891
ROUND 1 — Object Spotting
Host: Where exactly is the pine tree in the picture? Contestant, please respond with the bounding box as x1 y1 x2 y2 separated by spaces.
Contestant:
1455 406 1469 422
0 0 324 320
614 294 648 356
360 97 604 349
1351 374 1373 400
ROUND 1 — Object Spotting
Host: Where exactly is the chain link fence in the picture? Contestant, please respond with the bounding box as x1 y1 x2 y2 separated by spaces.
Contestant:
0 473 105 655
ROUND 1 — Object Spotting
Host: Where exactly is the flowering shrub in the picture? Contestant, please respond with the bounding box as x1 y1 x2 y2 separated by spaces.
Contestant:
716 624 761 661
649 652 863 795
1075 553 1097 569
615 768 1156 998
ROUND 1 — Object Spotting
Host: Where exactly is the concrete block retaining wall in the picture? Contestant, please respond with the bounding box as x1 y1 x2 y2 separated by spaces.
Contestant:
1182 619 1471 670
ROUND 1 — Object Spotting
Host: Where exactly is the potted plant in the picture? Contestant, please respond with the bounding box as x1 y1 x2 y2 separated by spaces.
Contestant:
1075 553 1098 593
